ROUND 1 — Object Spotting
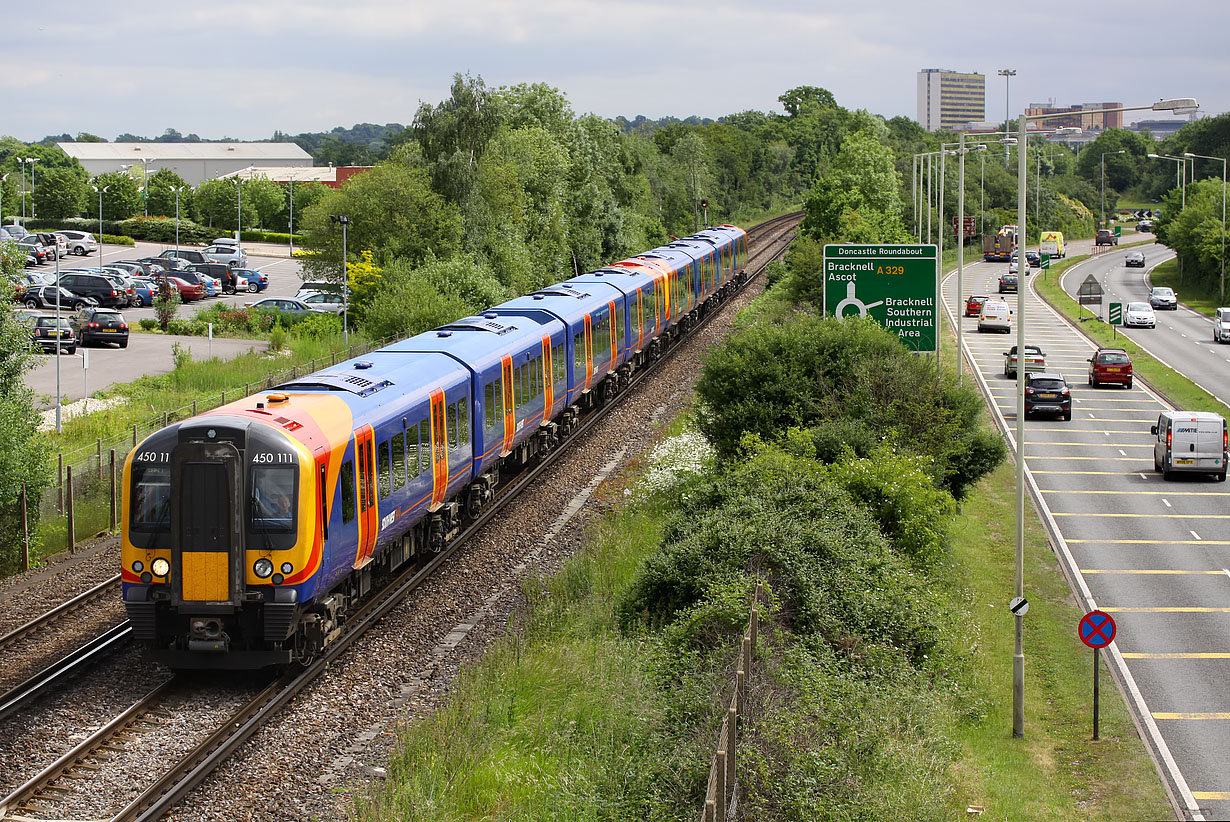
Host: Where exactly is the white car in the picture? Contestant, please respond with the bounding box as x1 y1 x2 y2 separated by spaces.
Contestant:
301 291 347 314
57 230 98 256
1124 301 1156 328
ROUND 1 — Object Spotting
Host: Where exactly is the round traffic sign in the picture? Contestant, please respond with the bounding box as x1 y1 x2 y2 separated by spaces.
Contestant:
1009 596 1029 616
1079 610 1116 649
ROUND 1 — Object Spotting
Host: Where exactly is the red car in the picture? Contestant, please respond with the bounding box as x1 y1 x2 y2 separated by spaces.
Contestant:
158 275 204 302
1088 348 1133 389
965 294 988 317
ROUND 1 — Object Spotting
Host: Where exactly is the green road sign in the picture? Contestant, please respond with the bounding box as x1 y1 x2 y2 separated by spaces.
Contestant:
1114 225 1122 237
1109 302 1122 325
823 244 938 352
1040 253 1051 270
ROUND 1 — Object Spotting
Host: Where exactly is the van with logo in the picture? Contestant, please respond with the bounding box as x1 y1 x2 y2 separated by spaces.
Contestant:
1214 307 1230 343
1039 231 1065 259
977 299 1012 333
1152 411 1227 481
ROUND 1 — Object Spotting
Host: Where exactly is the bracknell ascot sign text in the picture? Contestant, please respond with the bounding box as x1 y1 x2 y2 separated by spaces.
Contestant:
823 244 938 352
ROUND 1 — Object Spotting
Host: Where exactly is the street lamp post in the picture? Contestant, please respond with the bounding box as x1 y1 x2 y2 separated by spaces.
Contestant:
137 157 155 216
0 173 8 227
1186 152 1227 305
1149 153 1188 208
330 214 350 346
235 165 253 245
53 230 62 432
1100 150 1126 231
26 158 40 221
171 186 187 253
1011 96 1198 741
998 69 1016 165
91 184 109 263
288 171 296 256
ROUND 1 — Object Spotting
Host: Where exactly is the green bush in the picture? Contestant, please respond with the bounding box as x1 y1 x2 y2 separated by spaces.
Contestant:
100 234 135 246
239 230 303 244
138 318 158 331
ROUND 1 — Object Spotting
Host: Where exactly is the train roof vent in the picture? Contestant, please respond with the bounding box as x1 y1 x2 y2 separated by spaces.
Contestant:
273 415 303 432
439 316 516 335
273 374 394 397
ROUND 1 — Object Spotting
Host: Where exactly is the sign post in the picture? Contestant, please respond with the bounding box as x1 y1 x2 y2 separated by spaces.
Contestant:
823 244 939 353
1079 610 1117 740
1078 274 1104 323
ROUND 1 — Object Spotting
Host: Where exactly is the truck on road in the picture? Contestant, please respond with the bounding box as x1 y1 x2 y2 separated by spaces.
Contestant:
983 226 1017 262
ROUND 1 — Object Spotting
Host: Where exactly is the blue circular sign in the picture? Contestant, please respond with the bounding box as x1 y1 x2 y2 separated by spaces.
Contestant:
1080 610 1117 649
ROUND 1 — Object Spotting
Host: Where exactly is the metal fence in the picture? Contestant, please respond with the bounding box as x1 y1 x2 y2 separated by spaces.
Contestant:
24 334 402 557
700 583 762 822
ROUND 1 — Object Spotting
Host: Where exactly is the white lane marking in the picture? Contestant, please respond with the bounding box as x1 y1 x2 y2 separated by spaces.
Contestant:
1224 568 1230 581
1105 431 1111 436
1192 531 1203 541
1139 472 1148 480
1119 449 1127 456
1163 498 1172 508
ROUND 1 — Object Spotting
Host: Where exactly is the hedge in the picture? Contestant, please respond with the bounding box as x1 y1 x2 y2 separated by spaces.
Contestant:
25 216 214 244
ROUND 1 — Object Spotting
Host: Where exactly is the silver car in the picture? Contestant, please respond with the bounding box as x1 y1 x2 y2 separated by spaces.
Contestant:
1149 286 1177 310
301 291 347 314
57 230 98 256
202 242 248 268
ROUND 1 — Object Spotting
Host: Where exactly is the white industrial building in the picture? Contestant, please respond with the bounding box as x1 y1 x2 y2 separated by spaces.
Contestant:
56 142 313 185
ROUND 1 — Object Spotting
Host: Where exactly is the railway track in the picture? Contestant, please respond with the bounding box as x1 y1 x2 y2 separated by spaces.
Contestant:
0 214 800 821
0 574 120 655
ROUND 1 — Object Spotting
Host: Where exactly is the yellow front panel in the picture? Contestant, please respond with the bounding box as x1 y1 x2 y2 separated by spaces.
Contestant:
182 552 229 601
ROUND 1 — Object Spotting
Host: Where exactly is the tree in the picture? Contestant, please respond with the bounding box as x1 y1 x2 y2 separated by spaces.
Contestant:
194 178 240 229
146 168 193 218
244 177 285 229
31 167 86 219
803 129 907 243
85 172 141 220
778 85 837 117
0 302 50 574
671 132 712 232
408 72 504 202
153 277 181 330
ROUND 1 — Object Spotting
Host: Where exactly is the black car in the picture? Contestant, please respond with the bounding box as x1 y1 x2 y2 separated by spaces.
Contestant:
1024 250 1040 269
1096 229 1118 246
70 307 129 348
20 284 97 311
1024 372 1072 420
136 255 187 272
111 260 164 277
188 261 243 293
29 314 76 354
17 236 48 264
998 273 1018 293
56 272 126 307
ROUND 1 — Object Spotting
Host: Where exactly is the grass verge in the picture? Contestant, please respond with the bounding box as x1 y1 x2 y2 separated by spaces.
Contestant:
1148 257 1225 317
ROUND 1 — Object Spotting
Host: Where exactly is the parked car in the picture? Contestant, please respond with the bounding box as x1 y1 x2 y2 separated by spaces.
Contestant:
1149 286 1177 310
1003 345 1046 378
33 232 67 259
157 248 209 266
1153 411 1227 481
1096 229 1118 246
70 307 129 348
245 297 325 317
20 284 97 311
158 275 205 302
1124 301 1157 328
1024 372 1072 420
56 271 127 307
128 277 156 306
964 294 987 317
17 236 49 264
1 224 31 240
113 260 166 277
57 230 98 256
301 291 346 314
231 267 268 293
188 262 246 294
1088 348 1133 388
201 242 247 268
30 314 76 354
1125 251 1145 268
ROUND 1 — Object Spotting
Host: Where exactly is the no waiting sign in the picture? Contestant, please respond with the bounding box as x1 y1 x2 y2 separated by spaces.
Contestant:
823 244 938 352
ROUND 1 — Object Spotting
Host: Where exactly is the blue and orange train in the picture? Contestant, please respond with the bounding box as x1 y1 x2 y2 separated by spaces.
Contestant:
120 226 749 668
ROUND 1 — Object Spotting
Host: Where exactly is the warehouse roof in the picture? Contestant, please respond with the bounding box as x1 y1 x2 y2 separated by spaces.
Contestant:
57 142 312 162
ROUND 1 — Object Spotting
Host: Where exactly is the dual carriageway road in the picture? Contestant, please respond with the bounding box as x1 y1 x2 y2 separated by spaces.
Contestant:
945 237 1230 822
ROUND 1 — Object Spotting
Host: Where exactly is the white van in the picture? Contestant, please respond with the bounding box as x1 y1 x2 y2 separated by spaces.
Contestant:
1152 411 1227 481
978 300 1013 333
1214 308 1230 343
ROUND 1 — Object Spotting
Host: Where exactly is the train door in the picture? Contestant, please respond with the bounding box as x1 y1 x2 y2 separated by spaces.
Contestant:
541 336 554 416
353 425 377 568
170 441 244 606
429 389 449 509
500 356 515 455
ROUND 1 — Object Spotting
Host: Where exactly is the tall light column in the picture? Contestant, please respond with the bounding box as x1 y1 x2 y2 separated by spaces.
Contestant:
171 186 187 253
138 157 155 216
91 184 109 263
53 233 62 432
331 214 351 345
26 158 40 221
1149 154 1188 208
998 69 1016 164
0 173 8 227
1101 150 1126 230
1186 152 1227 305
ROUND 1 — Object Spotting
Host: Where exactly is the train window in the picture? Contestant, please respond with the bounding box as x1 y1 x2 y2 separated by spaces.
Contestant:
448 401 459 450
520 363 529 407
494 377 504 421
458 399 469 446
250 466 297 544
340 460 356 524
357 439 370 513
130 465 170 534
553 344 564 383
392 432 405 490
616 310 624 354
484 381 495 429
420 419 431 474
574 332 584 369
513 366 521 409
319 463 328 540
378 440 391 499
407 424 419 479
530 357 540 399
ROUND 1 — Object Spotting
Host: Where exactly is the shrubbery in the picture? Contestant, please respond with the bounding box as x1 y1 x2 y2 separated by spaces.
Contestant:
26 216 213 244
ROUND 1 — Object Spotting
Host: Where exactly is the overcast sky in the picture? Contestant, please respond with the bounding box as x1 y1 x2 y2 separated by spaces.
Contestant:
6 0 1224 143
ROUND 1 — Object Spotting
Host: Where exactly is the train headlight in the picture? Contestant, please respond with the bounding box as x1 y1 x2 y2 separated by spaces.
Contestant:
280 562 293 575
253 558 274 579
151 558 170 577
132 560 144 573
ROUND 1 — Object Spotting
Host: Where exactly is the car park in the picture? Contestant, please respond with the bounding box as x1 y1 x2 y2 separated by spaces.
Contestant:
231 267 268 293
998 273 1018 293
1125 251 1145 268
1149 286 1177 310
1024 372 1072 420
1088 348 1133 388
1214 307 1230 343
1124 301 1156 328
20 284 97 311
56 230 98 256
70 307 129 348
1153 411 1227 481
30 314 76 354
965 294 987 317
978 300 1012 333
1096 229 1118 246
1003 344 1046 378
